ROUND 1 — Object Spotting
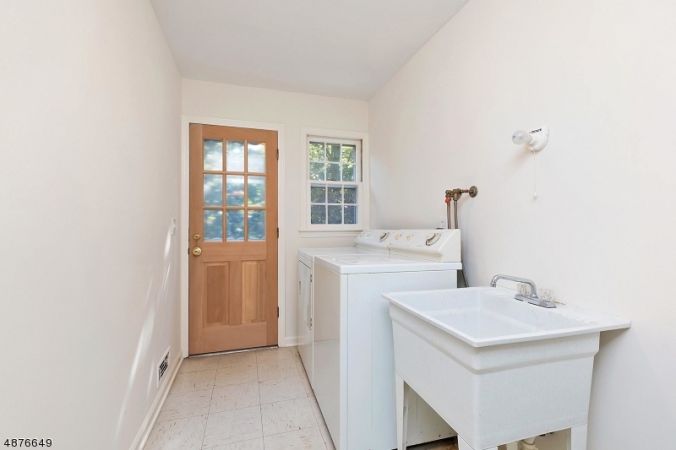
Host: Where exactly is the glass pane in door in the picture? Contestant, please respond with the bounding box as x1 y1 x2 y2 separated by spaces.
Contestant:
227 210 245 241
226 176 245 206
204 140 223 170
248 142 266 173
226 141 245 172
204 210 223 241
204 174 223 206
248 210 266 241
247 176 266 207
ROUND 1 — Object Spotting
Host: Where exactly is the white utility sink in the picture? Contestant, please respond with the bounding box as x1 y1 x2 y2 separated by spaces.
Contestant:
386 287 630 450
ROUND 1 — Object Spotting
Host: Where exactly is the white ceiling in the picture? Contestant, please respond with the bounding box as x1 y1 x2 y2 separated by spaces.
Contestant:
151 0 467 99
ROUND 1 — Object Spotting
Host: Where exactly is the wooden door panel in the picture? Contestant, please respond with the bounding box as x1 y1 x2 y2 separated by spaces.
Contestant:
242 261 266 324
205 263 229 325
189 123 278 355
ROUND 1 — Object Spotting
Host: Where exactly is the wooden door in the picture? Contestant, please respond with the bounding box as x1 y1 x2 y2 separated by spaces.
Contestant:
189 124 278 355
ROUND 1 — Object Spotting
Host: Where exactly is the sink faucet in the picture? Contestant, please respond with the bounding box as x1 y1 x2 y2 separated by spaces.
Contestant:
490 274 556 308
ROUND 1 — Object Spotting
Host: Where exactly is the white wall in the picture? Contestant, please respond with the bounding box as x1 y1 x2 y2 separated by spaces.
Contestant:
0 1 181 449
181 79 369 346
370 0 676 448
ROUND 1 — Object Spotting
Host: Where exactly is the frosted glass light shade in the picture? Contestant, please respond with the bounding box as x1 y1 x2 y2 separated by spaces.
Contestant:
512 130 533 145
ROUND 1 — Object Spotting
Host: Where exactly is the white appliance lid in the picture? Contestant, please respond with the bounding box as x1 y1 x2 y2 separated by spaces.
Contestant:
298 245 386 267
314 253 462 274
298 246 385 258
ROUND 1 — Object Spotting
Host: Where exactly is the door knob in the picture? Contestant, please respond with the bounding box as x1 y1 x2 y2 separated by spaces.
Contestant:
191 247 202 257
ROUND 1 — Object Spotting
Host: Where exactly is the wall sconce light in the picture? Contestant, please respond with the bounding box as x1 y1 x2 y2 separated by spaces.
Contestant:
512 127 549 152
512 126 550 199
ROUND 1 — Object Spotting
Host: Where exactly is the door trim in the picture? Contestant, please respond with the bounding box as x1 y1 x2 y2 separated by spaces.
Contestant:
180 116 287 357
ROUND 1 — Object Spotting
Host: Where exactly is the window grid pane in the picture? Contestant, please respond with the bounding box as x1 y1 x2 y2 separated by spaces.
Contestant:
326 143 341 162
311 205 326 224
344 206 357 224
327 205 342 224
309 162 325 181
311 185 326 204
341 144 356 182
309 183 358 226
309 142 325 162
326 163 340 182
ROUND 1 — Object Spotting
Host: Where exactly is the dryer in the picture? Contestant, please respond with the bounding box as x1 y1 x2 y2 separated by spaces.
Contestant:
312 229 462 450
297 230 391 385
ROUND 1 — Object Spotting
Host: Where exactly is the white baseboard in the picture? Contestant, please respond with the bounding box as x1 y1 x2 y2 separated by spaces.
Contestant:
130 354 183 450
278 336 299 347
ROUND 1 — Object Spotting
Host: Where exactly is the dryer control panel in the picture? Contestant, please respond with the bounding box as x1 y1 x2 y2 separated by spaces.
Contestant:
389 229 461 262
355 229 461 262
354 229 393 249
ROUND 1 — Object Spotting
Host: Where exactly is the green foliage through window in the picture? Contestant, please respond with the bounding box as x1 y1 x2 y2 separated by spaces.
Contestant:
308 138 359 226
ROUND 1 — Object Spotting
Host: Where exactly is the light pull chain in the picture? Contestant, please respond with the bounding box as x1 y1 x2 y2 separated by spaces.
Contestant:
532 151 538 199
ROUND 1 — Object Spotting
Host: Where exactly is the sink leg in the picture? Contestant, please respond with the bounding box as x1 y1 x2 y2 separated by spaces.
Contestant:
458 436 497 450
395 374 407 450
568 424 588 450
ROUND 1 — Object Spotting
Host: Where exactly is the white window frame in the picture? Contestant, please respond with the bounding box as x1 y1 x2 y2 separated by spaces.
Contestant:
300 128 370 232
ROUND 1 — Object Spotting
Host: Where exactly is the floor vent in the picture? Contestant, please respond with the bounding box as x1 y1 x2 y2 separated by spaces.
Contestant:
158 349 169 385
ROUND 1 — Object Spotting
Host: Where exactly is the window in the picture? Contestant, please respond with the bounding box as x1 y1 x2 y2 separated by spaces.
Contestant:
303 133 368 231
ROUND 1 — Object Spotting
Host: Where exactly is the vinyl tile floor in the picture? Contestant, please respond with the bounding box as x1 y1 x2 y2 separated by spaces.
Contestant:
145 346 457 450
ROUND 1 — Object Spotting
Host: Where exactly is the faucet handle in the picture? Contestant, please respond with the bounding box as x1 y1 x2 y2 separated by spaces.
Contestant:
517 283 530 297
535 289 558 308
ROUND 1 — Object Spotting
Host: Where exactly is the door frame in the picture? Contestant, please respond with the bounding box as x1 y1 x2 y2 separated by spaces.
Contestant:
180 116 286 357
